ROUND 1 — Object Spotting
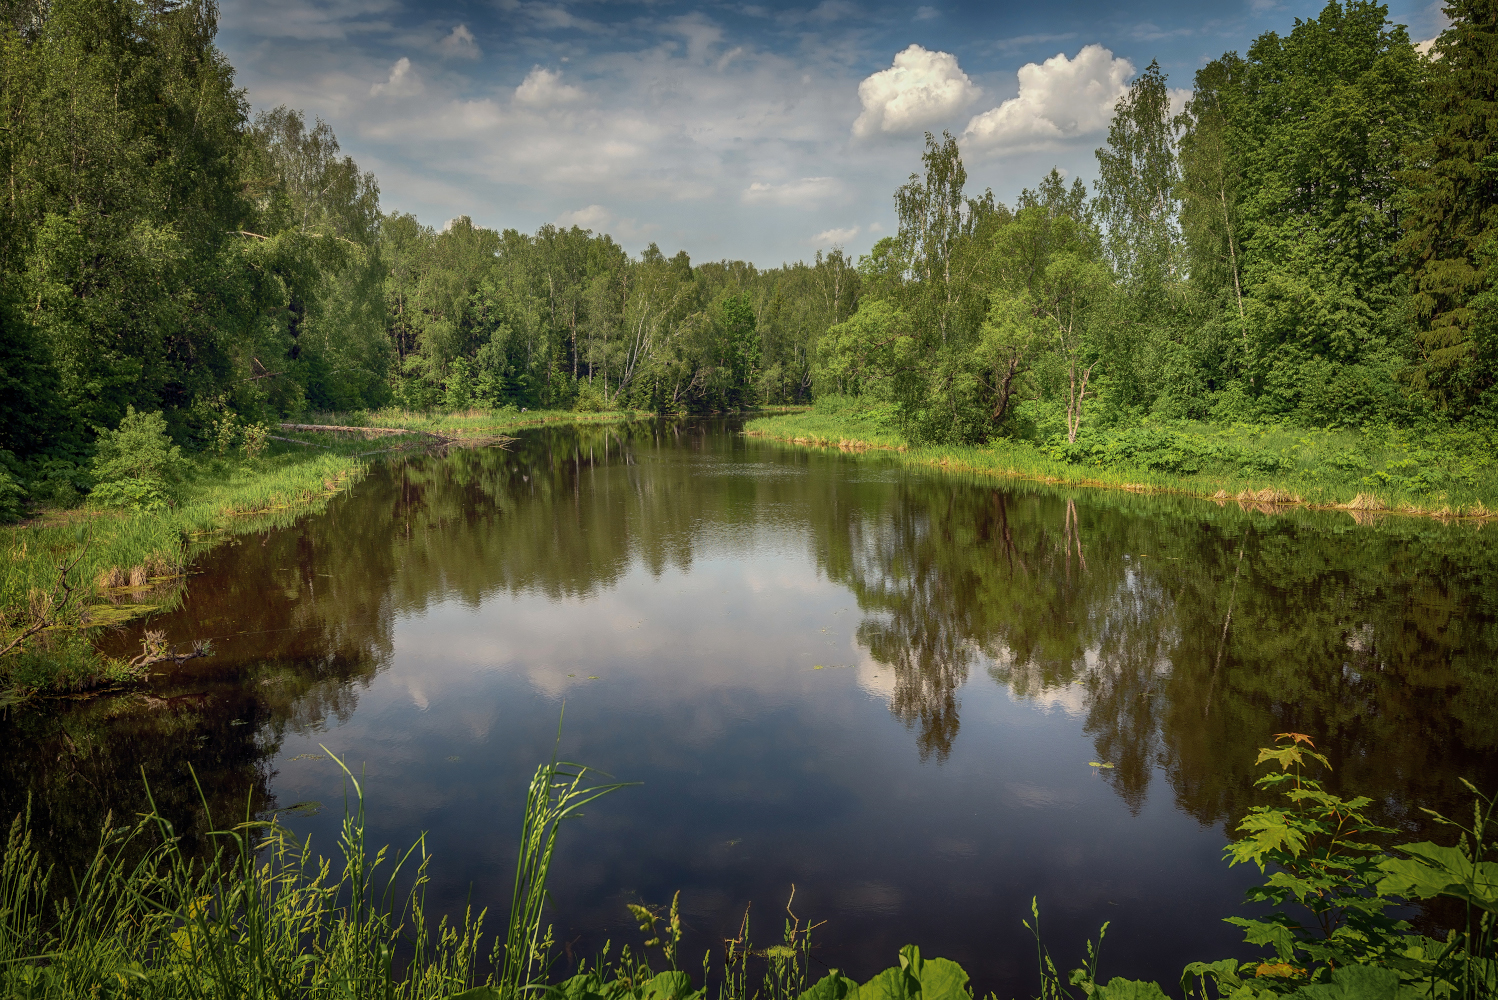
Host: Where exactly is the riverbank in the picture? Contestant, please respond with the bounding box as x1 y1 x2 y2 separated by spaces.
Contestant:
744 401 1498 521
0 407 647 700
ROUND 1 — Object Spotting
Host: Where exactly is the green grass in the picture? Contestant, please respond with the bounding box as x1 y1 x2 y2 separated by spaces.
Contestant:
0 745 630 1000
745 400 1498 519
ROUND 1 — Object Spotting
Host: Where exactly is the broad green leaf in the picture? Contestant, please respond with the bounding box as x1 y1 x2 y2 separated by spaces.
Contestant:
1287 964 1420 1000
1092 977 1169 1000
859 966 920 1000
542 972 609 1000
641 970 699 1000
1255 745 1329 773
1224 988 1278 1000
911 957 970 1000
1229 811 1308 867
1181 958 1246 995
800 971 860 1000
1377 842 1498 911
1226 917 1298 962
447 989 502 1000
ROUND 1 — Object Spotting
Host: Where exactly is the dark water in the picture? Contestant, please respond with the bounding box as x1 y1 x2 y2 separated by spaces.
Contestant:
5 419 1498 995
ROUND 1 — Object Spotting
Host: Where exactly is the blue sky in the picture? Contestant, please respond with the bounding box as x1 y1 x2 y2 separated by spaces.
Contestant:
218 0 1448 267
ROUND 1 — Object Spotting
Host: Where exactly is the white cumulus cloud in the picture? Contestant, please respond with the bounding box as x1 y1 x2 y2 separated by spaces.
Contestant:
370 57 422 97
440 25 480 60
962 44 1133 152
812 225 859 245
852 44 980 138
742 176 843 206
514 66 584 107
556 204 612 229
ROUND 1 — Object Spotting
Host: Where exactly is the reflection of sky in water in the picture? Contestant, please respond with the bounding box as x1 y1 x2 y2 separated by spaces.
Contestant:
268 507 1257 993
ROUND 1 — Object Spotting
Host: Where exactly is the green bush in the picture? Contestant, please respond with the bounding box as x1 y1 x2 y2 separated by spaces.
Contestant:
1047 426 1293 477
92 406 185 483
26 458 90 508
574 382 608 413
90 406 186 509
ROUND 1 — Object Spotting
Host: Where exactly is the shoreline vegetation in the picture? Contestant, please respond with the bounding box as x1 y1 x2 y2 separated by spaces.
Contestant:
0 408 646 702
745 400 1498 523
1 736 1493 999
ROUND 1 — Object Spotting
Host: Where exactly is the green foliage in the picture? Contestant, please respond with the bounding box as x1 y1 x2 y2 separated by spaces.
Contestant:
1221 735 1404 971
1048 426 1294 476
89 406 186 508
751 406 1498 514
1095 60 1181 295
0 466 25 523
498 753 636 999
1398 0 1498 413
87 476 173 512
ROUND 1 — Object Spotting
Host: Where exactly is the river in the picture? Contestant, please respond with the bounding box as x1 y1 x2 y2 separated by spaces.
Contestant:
4 418 1496 995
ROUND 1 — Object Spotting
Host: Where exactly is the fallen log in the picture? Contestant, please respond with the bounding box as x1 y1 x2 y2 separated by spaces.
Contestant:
278 422 453 441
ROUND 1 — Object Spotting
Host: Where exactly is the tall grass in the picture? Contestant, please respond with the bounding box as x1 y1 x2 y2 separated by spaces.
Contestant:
0 747 627 1000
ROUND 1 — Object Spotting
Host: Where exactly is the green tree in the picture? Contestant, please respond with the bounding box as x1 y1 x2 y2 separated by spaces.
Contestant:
1398 0 1498 414
717 294 760 409
1094 60 1181 297
886 132 1006 443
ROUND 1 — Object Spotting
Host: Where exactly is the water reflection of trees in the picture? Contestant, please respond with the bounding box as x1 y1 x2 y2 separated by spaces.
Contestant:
2 421 819 863
10 423 1498 871
812 472 1498 831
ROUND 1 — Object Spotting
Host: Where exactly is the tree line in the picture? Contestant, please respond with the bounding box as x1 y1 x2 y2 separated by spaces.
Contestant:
0 0 1493 481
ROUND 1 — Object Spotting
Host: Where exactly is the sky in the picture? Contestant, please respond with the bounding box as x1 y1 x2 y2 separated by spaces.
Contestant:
218 0 1450 268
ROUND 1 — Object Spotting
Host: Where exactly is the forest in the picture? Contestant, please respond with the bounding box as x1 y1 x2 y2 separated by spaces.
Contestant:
0 0 1495 520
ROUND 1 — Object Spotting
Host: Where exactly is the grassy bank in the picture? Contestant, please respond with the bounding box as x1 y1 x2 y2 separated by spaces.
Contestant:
745 400 1498 520
2 737 1493 999
0 407 646 697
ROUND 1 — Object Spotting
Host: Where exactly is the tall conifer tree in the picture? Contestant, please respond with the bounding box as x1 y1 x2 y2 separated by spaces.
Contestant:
1399 0 1498 411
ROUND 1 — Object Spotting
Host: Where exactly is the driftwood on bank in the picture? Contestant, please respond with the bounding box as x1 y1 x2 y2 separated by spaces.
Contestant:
278 423 453 442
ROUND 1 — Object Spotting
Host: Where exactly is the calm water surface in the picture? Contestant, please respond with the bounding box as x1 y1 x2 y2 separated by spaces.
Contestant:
5 419 1498 995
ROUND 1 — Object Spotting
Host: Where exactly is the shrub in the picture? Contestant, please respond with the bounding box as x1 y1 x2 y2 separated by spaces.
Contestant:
574 382 608 413
27 457 90 508
242 422 270 459
90 407 186 510
91 407 185 485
